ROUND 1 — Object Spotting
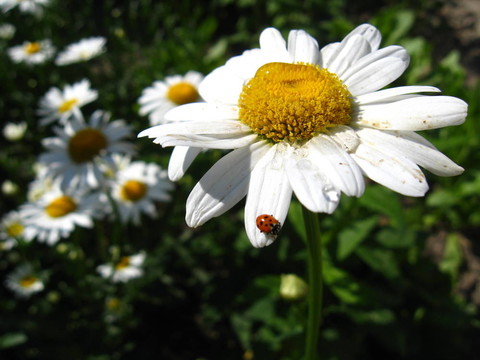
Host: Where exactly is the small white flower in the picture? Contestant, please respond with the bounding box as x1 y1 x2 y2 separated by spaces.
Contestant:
37 79 98 126
109 158 173 224
139 24 467 248
39 110 135 191
0 0 49 14
0 23 15 39
55 37 106 66
5 264 44 298
97 252 145 283
138 71 204 126
8 39 55 65
3 121 27 141
20 183 101 245
0 210 33 249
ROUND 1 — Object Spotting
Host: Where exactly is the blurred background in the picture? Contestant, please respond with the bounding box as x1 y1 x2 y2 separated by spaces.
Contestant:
0 0 479 359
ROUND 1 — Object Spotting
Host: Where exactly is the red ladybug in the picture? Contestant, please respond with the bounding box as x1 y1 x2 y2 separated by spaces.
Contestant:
256 214 281 235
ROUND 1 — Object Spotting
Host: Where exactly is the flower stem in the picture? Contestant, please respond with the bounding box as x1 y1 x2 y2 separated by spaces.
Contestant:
302 206 323 360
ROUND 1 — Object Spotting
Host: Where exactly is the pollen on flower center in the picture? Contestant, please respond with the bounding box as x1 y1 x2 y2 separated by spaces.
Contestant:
115 256 130 270
6 222 24 237
19 276 38 288
68 128 108 163
238 62 352 143
167 82 199 105
44 195 77 218
58 98 79 113
25 42 41 54
120 180 147 202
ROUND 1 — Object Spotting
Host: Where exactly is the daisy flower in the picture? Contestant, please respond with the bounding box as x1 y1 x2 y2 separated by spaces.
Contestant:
139 24 467 248
138 71 204 126
0 23 15 40
2 180 19 196
37 79 98 126
5 264 44 298
97 252 145 283
55 37 106 66
0 210 33 249
27 163 56 202
39 110 135 191
0 0 49 14
3 121 27 141
109 158 173 225
8 39 55 65
20 181 101 245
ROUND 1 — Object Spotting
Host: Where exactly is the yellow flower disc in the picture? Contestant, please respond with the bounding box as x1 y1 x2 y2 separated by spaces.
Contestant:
58 98 79 113
68 128 108 163
25 42 41 54
44 196 77 218
120 180 147 202
239 62 352 143
20 276 38 288
6 222 24 237
167 82 199 105
115 256 131 270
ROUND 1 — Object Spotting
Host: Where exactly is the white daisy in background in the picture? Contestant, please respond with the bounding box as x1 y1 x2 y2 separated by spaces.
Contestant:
39 110 135 191
27 163 56 202
8 39 55 65
0 0 49 14
20 182 101 245
37 79 98 126
3 121 27 141
5 264 44 298
97 252 145 283
0 210 34 250
138 71 204 126
55 37 106 66
109 158 173 224
0 23 15 40
139 24 467 248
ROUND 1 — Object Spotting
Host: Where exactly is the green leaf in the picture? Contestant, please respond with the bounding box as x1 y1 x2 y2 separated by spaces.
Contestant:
0 333 27 349
358 186 405 227
356 246 401 279
375 228 415 248
439 233 463 283
336 216 378 260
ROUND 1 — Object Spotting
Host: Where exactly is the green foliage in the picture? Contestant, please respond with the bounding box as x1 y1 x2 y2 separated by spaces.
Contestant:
0 0 479 359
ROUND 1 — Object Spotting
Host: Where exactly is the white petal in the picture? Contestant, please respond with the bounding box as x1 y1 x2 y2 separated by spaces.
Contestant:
139 120 256 149
351 142 429 197
259 27 290 60
324 34 371 76
244 144 293 248
168 146 203 181
342 46 409 96
355 86 441 105
186 141 270 227
308 135 365 197
319 42 340 67
199 65 245 105
286 149 340 213
345 23 382 51
164 103 238 122
355 96 468 130
355 128 464 176
327 125 360 153
287 29 319 64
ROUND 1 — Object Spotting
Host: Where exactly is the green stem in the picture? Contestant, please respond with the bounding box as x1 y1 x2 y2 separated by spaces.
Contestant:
302 206 323 360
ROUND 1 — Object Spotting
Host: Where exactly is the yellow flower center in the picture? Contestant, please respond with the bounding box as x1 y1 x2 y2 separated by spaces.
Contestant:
6 222 24 237
106 297 120 310
120 180 147 202
20 275 38 288
115 256 130 270
58 98 79 113
44 196 77 218
167 82 199 105
25 42 41 54
238 62 352 144
68 128 108 163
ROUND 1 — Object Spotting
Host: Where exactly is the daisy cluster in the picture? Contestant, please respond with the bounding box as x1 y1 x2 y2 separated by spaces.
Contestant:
0 2 193 299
